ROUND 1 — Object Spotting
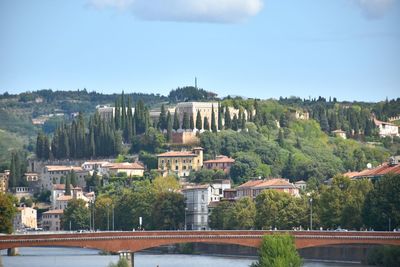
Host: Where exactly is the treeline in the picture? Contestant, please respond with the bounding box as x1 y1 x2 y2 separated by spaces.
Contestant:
36 112 122 160
210 174 400 231
61 176 185 231
168 86 217 102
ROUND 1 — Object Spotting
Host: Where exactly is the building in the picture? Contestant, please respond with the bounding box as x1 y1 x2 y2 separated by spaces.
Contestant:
223 189 237 200
51 184 92 210
158 147 203 177
175 102 220 130
13 207 37 231
104 162 145 177
96 105 135 121
203 155 235 174
331 129 347 139
40 165 89 191
0 170 9 193
42 209 63 231
82 160 111 175
374 118 399 137
294 180 307 191
237 178 299 199
344 156 400 180
13 187 33 201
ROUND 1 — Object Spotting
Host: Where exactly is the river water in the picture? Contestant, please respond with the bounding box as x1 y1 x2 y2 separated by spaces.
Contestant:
0 247 368 267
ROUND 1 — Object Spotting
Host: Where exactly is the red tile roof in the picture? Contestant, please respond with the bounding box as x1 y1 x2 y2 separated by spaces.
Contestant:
43 209 64 215
158 151 197 157
107 162 144 170
254 178 295 188
204 156 235 164
237 180 264 188
344 163 400 178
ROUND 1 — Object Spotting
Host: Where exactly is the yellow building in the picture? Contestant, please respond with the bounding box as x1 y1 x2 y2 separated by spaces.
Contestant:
158 147 203 177
13 207 37 230
0 170 9 193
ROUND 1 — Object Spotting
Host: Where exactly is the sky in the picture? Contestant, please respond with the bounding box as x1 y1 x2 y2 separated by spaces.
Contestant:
0 0 399 102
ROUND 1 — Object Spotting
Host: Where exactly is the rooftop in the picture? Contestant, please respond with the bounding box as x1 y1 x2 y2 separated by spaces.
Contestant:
254 178 295 188
43 209 64 215
344 162 400 179
236 180 264 188
158 151 198 157
204 155 235 164
107 162 145 170
56 195 73 201
46 165 84 172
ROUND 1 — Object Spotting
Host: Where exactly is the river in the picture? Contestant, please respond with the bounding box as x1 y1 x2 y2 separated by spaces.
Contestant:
0 247 369 267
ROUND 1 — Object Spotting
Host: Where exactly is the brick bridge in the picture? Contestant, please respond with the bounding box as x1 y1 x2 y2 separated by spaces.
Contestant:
1 230 399 253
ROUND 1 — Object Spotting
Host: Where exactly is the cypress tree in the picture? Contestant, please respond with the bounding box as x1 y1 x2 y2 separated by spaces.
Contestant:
166 111 173 141
65 176 71 195
9 152 18 188
196 110 202 130
43 135 50 160
218 103 223 131
70 170 77 187
211 105 217 132
224 107 231 129
189 114 194 130
173 109 180 130
232 114 238 131
241 110 246 129
36 132 43 159
278 129 285 147
158 104 167 130
182 112 190 130
203 116 210 131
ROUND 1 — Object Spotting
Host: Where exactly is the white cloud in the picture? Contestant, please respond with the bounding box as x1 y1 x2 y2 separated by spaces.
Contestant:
88 0 264 23
353 0 395 19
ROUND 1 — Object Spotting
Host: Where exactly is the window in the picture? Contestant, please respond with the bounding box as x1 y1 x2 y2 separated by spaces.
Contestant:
175 166 179 170
175 160 178 164
183 166 187 170
183 160 186 163
161 160 164 164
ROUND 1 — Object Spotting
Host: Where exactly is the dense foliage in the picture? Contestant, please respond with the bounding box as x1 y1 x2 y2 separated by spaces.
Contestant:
250 234 302 267
0 193 17 234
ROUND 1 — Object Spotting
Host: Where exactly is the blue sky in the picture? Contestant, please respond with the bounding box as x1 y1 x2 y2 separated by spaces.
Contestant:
0 0 399 101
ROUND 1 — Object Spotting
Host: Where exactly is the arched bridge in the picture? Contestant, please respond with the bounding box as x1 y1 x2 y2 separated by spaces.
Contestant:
1 230 399 253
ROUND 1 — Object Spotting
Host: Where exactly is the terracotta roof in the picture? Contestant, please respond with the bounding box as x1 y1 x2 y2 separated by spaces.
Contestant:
46 165 84 172
107 162 144 170
182 184 210 191
43 209 64 215
158 151 197 157
52 184 81 191
237 180 264 188
204 156 235 164
295 180 307 184
374 118 397 127
56 195 73 201
345 163 400 178
254 178 295 188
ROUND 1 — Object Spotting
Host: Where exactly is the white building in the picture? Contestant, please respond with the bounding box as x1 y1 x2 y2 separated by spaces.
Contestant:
42 209 63 231
82 160 111 176
374 119 399 137
40 165 89 191
182 181 231 230
96 105 135 121
13 207 37 231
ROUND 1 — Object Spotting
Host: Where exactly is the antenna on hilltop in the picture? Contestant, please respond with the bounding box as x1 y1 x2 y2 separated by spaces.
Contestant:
195 77 197 89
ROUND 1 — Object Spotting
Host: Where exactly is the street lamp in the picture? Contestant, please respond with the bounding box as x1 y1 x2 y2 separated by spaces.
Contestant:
107 203 110 231
184 208 188 231
307 192 313 230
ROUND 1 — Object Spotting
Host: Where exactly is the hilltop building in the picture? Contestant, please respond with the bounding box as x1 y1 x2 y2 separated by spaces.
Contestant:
157 147 203 178
374 118 399 137
236 178 299 199
96 105 135 121
203 155 235 174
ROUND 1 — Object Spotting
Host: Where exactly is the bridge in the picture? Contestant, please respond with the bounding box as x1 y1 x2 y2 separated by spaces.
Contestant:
1 231 399 266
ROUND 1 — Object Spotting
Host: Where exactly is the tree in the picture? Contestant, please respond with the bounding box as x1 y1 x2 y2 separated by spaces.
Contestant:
224 107 232 129
65 176 71 195
166 111 172 141
209 201 235 230
173 109 180 130
158 104 167 130
196 110 202 130
70 170 77 187
211 105 217 132
363 174 400 231
189 114 194 130
255 190 306 230
152 175 180 194
151 192 185 230
94 196 113 230
0 193 17 234
182 112 190 130
231 197 256 230
61 199 89 230
218 103 223 130
232 114 239 131
108 258 129 267
203 116 210 131
251 234 301 267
